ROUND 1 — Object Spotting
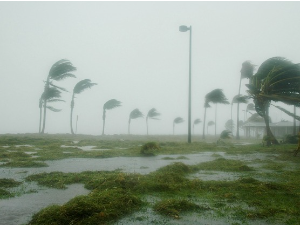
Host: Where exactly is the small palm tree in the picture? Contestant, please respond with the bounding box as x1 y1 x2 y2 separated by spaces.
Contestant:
41 59 76 134
207 121 215 135
128 109 143 134
193 118 201 134
70 79 97 134
203 89 229 139
225 119 235 133
146 108 161 135
102 99 122 135
173 117 184 135
39 87 65 133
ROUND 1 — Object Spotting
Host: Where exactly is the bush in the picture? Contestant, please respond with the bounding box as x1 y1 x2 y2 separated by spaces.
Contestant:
283 134 298 144
140 142 160 156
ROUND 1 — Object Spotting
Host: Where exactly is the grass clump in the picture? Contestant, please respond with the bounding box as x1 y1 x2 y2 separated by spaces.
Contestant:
0 188 13 198
193 158 254 172
140 142 160 156
153 199 209 219
1 160 48 168
0 178 22 188
28 189 143 225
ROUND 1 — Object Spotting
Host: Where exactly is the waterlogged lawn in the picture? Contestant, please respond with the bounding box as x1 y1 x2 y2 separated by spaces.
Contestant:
0 134 299 224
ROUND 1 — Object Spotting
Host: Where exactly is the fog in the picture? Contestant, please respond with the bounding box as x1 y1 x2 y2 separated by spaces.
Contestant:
1 1 300 136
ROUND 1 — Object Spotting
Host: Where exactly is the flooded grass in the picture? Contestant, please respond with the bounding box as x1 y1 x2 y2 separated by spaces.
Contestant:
0 134 299 224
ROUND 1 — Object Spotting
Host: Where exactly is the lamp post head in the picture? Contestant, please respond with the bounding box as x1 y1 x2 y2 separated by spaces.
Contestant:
179 25 190 32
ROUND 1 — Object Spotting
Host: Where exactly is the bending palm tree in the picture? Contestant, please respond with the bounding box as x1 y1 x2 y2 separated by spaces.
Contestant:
102 99 122 135
146 108 161 135
41 59 76 134
193 118 201 134
246 57 300 145
236 61 256 139
173 117 184 135
231 94 248 138
128 109 143 135
70 79 97 134
39 88 64 133
202 89 229 139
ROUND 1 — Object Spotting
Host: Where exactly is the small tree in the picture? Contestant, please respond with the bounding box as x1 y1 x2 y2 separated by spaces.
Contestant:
128 109 143 134
173 117 184 135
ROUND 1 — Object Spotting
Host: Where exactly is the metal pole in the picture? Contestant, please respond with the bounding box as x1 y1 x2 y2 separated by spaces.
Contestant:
188 26 192 143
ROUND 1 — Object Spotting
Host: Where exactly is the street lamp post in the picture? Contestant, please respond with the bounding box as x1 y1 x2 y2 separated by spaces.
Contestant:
179 25 192 143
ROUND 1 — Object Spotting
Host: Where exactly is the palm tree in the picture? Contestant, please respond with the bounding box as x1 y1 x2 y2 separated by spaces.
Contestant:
128 109 143 134
41 59 76 134
146 108 161 135
70 79 97 134
207 121 215 135
246 57 300 145
193 118 201 134
225 119 234 133
246 103 255 119
39 87 65 133
236 61 256 139
102 99 122 135
173 117 184 135
202 89 229 139
231 94 248 139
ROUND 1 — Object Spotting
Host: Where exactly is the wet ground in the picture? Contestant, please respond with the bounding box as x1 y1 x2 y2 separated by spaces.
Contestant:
0 149 278 225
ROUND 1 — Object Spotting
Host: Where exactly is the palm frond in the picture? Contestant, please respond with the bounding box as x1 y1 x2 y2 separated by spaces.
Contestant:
147 108 161 120
103 99 122 110
173 117 184 124
193 118 201 125
246 103 255 111
129 109 144 120
46 106 62 112
232 94 249 104
273 105 300 121
208 121 215 126
49 59 77 80
41 87 62 101
220 130 232 139
205 89 229 105
49 83 68 92
73 79 97 95
241 61 256 79
47 98 65 103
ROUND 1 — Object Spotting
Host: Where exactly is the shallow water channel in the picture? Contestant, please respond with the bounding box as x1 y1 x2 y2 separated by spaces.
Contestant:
0 151 273 225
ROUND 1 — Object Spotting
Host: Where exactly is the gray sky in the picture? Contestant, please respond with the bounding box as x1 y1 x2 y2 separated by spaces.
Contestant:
1 1 300 136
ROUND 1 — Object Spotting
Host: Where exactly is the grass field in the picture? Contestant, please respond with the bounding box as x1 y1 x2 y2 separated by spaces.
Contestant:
0 133 299 225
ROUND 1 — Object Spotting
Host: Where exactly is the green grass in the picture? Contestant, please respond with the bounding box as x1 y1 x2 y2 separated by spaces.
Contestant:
1 134 300 224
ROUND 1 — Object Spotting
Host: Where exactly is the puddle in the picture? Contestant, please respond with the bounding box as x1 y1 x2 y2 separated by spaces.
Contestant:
189 171 240 181
61 145 111 151
0 184 89 225
15 145 33 148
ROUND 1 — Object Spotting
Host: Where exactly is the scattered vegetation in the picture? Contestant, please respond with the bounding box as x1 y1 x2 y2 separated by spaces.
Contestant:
140 142 160 156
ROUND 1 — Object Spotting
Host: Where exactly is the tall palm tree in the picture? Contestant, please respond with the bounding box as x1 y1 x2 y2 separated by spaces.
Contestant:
207 121 215 135
39 87 64 133
231 94 248 139
236 61 255 139
202 89 229 139
173 117 184 135
128 109 143 134
193 118 201 134
146 108 161 135
102 99 122 135
246 57 300 145
70 79 97 134
41 59 76 134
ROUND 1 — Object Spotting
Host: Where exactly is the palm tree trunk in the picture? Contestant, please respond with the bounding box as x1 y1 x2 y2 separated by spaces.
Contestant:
202 107 207 139
70 95 75 135
41 101 47 134
230 103 233 133
264 103 278 146
215 104 217 137
39 100 43 133
173 123 175 135
102 109 106 135
236 76 242 140
146 117 149 135
128 119 131 135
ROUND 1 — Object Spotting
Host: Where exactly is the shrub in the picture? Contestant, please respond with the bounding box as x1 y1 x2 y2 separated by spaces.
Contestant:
140 142 160 156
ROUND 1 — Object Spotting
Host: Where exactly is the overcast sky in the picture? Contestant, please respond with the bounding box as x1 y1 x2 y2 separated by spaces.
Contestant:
1 1 300 136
